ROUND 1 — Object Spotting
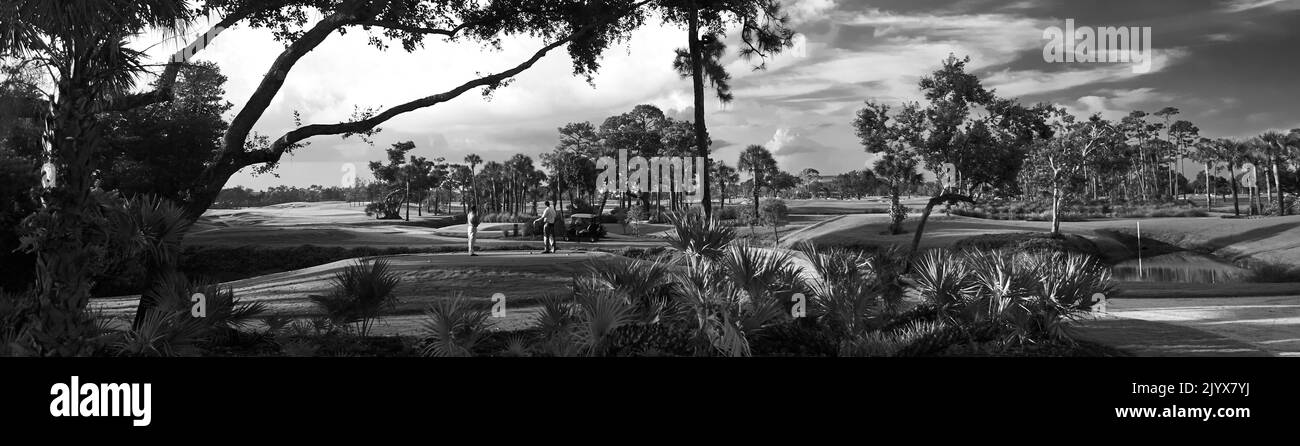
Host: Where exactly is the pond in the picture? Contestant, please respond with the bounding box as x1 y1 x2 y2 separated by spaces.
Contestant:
1111 252 1249 283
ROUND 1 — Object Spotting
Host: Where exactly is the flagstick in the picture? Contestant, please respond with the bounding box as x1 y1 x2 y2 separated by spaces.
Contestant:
1137 221 1143 280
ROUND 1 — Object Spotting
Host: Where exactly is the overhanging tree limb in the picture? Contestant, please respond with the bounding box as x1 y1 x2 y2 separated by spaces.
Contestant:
251 31 579 165
223 0 369 152
101 7 259 113
352 19 472 37
182 0 653 218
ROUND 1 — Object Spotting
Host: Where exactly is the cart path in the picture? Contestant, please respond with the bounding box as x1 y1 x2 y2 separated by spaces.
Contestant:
1072 295 1300 357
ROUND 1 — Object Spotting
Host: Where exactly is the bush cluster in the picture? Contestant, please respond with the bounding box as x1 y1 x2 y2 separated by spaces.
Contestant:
950 200 1208 221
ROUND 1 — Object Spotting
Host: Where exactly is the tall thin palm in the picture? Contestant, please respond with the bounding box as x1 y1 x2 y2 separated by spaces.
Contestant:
1189 137 1216 208
1218 138 1252 216
464 153 482 208
1260 131 1290 215
711 161 739 209
738 144 776 220
663 0 795 220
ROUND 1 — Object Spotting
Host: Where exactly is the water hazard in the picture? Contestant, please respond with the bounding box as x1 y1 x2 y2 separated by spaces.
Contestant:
1111 251 1249 283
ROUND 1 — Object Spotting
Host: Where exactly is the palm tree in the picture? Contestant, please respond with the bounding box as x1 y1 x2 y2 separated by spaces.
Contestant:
674 29 731 219
1218 138 1252 217
738 144 777 221
1189 137 1217 209
711 161 739 209
463 153 482 209
1 0 195 354
798 168 821 198
664 0 795 220
1260 130 1293 215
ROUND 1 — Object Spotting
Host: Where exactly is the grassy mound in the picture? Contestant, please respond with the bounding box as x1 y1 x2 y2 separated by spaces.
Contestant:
953 232 1102 257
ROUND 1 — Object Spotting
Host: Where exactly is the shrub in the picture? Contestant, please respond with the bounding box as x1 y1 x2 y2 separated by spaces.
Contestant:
714 206 739 220
567 197 597 215
736 202 758 225
114 309 207 357
309 258 401 337
1246 262 1300 283
419 296 492 357
788 242 916 352
480 212 533 223
0 289 42 356
663 211 736 263
909 248 1112 347
759 198 788 226
572 289 636 356
531 294 580 357
887 202 909 233
111 272 266 357
953 232 1100 257
750 319 838 357
580 256 684 323
837 319 948 357
603 321 696 357
597 209 620 224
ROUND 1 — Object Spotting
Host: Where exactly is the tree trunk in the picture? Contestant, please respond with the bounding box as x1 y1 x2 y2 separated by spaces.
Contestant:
1051 184 1062 235
718 182 725 211
1273 159 1284 215
688 5 711 220
27 83 103 355
1231 161 1241 217
888 185 903 235
1205 162 1212 209
910 193 975 256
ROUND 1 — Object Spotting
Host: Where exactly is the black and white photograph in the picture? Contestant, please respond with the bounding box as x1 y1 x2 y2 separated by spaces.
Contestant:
1 0 1297 432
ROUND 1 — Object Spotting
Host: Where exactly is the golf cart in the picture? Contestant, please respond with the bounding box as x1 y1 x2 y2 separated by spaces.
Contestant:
564 213 607 242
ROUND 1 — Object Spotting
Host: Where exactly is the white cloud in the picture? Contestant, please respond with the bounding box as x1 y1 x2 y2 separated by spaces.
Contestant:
1222 0 1300 12
1063 87 1174 120
767 127 831 157
985 48 1189 98
787 0 839 23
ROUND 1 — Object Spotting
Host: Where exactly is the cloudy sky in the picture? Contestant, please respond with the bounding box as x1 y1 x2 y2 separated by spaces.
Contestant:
155 0 1300 188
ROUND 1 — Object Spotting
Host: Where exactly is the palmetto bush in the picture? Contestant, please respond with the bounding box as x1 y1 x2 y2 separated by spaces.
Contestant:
911 249 977 310
673 247 792 357
719 243 805 304
572 289 636 356
112 271 266 357
531 294 580 357
793 242 915 355
911 248 1113 346
114 309 207 357
0 289 48 357
419 296 492 357
548 240 800 356
580 257 686 323
310 258 400 337
528 290 641 357
664 211 737 265
837 319 948 357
